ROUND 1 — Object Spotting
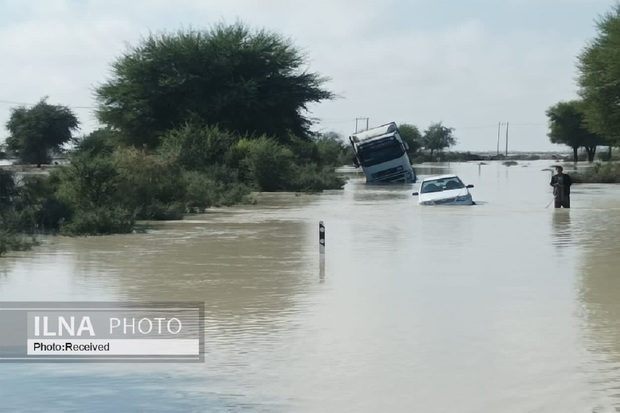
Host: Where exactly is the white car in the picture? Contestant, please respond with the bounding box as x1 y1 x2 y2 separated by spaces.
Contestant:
412 174 475 205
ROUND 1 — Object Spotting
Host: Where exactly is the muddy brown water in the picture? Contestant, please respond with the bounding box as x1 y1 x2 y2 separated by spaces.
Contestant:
1 160 620 412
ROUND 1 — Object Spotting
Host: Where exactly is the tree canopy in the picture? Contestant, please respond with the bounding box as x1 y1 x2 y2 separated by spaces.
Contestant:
95 22 335 149
577 4 620 147
5 98 79 166
398 123 423 155
546 100 606 162
422 122 457 157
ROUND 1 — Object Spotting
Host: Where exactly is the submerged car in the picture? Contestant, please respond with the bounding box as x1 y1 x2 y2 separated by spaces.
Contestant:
412 174 475 205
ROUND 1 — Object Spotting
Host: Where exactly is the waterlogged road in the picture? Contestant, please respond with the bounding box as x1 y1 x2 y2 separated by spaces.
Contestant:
1 160 620 412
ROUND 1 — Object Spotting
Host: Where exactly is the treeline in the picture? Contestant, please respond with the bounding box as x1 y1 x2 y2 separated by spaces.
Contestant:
546 3 620 164
397 122 458 162
0 22 353 255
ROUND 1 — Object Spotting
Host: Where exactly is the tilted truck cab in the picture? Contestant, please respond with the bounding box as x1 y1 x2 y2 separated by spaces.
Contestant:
349 122 416 183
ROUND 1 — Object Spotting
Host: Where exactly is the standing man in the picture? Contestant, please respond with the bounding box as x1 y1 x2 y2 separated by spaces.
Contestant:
550 165 573 208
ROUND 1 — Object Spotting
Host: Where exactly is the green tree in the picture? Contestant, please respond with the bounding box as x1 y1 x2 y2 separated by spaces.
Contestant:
546 100 607 163
398 123 423 156
5 98 79 166
72 128 120 158
313 131 346 166
577 4 620 148
95 22 335 148
422 122 457 157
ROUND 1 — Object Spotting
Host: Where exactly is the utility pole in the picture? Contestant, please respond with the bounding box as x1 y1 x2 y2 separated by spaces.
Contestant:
496 122 501 156
505 122 509 157
496 121 510 157
355 117 369 133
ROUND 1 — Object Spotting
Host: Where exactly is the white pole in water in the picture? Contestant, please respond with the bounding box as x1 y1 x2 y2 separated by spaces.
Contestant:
319 252 325 283
319 221 325 254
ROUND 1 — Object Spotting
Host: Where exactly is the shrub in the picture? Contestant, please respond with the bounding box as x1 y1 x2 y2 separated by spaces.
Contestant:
238 136 295 191
0 169 18 203
158 123 239 171
0 231 39 256
314 133 347 166
113 147 186 219
14 176 72 233
572 162 620 183
55 152 120 209
290 163 346 192
0 171 72 233
182 171 252 211
286 134 321 164
59 206 135 236
338 145 355 166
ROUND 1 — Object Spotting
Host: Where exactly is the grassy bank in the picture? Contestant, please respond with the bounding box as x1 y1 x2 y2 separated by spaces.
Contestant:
572 162 620 183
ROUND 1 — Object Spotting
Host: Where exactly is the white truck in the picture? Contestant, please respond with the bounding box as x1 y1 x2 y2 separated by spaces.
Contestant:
349 122 416 183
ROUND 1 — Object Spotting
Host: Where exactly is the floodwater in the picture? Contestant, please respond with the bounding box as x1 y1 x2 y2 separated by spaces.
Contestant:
1 160 620 412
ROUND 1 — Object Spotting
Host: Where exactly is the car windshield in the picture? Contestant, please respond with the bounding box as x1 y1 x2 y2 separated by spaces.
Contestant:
420 177 465 193
357 138 404 167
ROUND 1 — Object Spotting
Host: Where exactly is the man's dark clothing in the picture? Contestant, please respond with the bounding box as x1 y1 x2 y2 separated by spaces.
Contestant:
550 173 572 208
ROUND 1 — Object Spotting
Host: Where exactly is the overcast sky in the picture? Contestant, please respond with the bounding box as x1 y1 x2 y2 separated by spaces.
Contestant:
0 0 614 151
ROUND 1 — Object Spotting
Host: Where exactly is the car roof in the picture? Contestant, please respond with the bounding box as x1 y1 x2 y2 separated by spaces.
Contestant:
421 174 460 182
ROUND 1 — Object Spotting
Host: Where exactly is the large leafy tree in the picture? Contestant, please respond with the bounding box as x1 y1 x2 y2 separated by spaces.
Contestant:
95 23 335 149
5 98 79 166
577 4 620 148
398 123 423 156
546 100 606 162
422 122 457 157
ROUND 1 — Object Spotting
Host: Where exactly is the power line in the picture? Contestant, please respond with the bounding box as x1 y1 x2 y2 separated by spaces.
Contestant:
316 119 354 124
0 99 96 109
355 117 369 133
0 99 550 128
315 119 546 129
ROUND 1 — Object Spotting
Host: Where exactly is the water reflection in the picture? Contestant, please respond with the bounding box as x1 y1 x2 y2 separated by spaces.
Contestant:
413 164 450 180
477 162 489 176
0 258 14 279
577 210 620 410
0 248 30 278
67 220 319 341
551 210 572 249
249 191 324 210
352 183 413 203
